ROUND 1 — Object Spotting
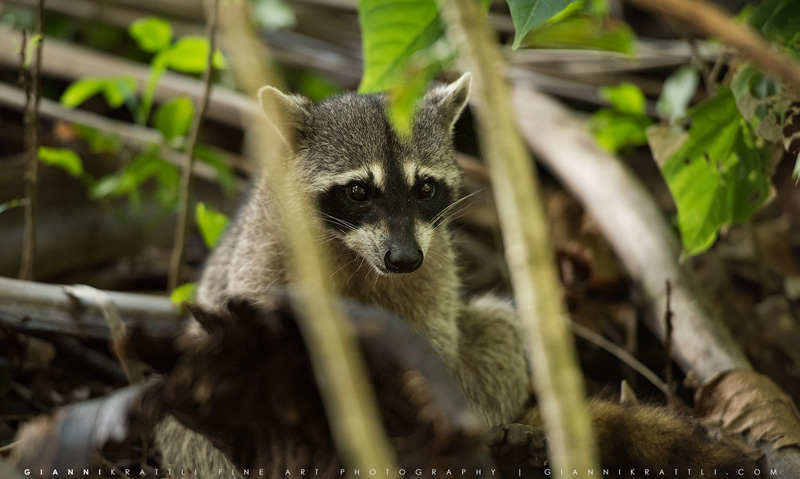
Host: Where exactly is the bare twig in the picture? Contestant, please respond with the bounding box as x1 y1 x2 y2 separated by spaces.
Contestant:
437 0 599 472
19 0 44 281
571 322 669 394
663 280 676 408
63 284 146 384
217 2 396 471
622 0 800 95
167 0 219 292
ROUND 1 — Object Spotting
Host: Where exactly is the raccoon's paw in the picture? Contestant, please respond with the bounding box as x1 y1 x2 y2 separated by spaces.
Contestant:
487 422 548 468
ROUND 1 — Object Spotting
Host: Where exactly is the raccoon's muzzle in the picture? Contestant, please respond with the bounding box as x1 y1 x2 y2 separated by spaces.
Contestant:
384 241 423 273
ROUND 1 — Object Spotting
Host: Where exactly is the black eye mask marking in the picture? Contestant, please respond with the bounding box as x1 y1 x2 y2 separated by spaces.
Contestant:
318 180 376 233
416 179 452 227
317 175 455 235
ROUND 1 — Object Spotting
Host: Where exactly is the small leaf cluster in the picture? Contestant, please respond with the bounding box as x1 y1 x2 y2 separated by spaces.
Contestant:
52 17 233 210
645 0 800 256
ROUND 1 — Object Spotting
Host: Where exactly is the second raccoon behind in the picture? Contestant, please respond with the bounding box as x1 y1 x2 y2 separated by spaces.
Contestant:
156 74 755 477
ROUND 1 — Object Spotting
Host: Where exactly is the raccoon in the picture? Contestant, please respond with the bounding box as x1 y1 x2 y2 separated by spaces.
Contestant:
156 74 754 478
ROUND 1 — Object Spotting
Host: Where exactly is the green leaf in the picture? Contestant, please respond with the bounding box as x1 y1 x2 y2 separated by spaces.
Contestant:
101 76 137 109
589 109 651 152
73 125 123 155
599 82 646 115
357 0 443 93
170 282 197 305
38 147 83 177
154 96 194 141
60 78 106 108
91 148 180 208
24 33 42 68
0 199 22 215
518 13 635 54
167 36 227 73
658 89 771 256
744 0 800 54
507 0 581 50
90 175 123 200
656 66 698 123
195 202 229 249
731 65 785 143
60 76 137 110
129 17 173 53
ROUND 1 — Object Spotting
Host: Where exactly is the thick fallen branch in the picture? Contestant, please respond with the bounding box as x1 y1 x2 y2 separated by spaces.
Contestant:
0 82 251 182
0 27 256 128
0 276 179 340
511 83 800 476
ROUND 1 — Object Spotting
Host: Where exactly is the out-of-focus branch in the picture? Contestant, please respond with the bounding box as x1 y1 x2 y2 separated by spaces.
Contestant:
216 2 396 472
436 0 599 472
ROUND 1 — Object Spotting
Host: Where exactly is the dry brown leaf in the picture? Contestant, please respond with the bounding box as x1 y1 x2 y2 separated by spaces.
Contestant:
696 369 800 451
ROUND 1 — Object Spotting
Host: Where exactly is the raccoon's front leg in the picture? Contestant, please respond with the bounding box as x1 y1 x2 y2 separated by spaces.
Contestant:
453 295 532 426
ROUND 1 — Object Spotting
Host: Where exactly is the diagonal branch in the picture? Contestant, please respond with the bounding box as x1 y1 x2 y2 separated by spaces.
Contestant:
622 0 800 94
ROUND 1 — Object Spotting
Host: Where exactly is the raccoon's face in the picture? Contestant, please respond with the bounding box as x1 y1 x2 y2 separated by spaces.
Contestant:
315 159 457 274
258 74 472 274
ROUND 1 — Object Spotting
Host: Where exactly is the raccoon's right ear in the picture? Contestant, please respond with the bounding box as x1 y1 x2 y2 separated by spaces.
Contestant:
257 86 312 147
425 72 472 130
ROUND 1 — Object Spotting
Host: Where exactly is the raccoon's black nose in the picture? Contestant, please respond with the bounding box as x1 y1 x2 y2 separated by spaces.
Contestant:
384 244 423 273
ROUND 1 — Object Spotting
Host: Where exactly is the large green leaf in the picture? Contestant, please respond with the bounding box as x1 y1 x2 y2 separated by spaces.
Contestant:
357 0 443 93
507 0 581 49
744 0 800 54
154 96 194 142
518 13 635 53
129 17 173 53
655 89 771 256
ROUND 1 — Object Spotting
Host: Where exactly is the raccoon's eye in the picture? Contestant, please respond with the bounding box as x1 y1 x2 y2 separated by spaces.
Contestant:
346 183 370 202
418 181 436 200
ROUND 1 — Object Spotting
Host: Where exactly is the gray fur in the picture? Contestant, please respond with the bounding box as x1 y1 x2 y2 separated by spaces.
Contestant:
156 74 532 473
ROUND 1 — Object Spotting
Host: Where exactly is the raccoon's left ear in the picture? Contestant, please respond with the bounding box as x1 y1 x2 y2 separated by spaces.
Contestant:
257 86 312 147
425 72 472 130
